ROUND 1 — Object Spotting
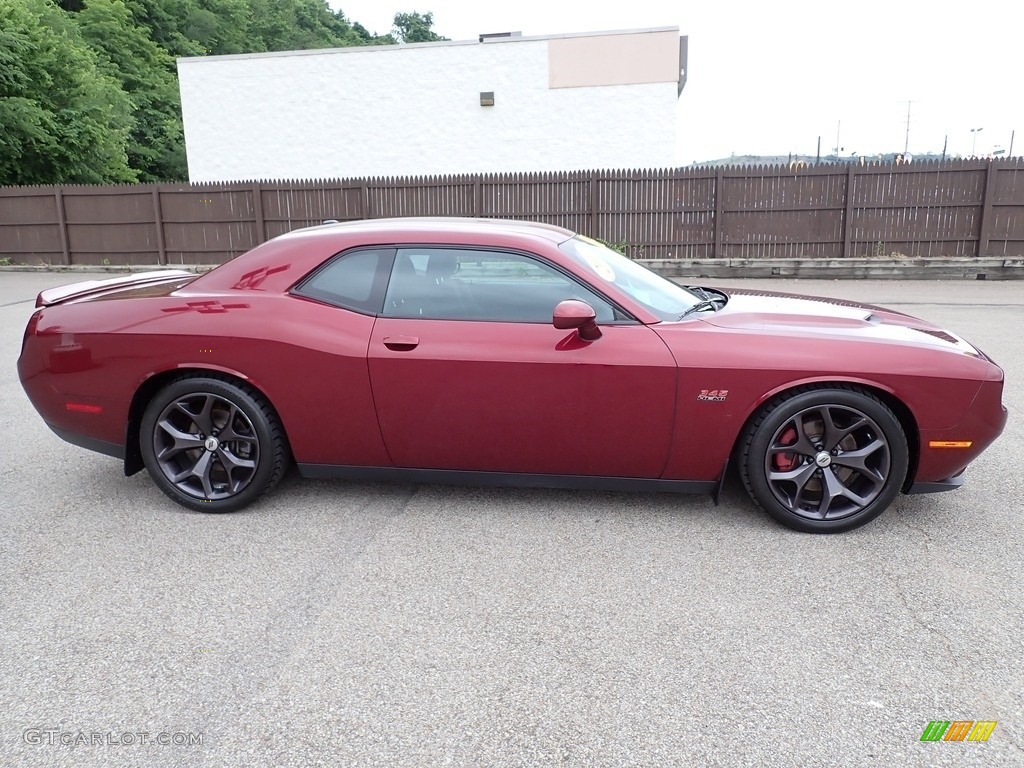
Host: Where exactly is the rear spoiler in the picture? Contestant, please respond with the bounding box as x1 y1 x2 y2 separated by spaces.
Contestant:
35 270 196 308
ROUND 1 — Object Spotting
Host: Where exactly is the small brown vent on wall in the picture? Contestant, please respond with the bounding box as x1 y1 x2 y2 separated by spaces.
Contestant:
479 92 495 107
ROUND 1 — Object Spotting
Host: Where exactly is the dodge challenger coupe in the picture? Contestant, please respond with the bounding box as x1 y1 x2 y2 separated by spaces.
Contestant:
18 217 1007 532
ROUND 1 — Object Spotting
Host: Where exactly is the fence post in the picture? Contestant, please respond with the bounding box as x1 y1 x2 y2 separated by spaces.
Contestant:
361 182 370 220
842 165 856 258
152 188 167 265
977 160 997 257
54 188 70 266
589 172 598 238
251 183 265 244
713 168 724 258
473 174 482 218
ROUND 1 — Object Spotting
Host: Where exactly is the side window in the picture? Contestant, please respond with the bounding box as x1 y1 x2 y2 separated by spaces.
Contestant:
293 249 392 314
383 248 622 323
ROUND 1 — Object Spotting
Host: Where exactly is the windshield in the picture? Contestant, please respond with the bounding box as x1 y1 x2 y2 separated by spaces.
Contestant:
558 236 702 321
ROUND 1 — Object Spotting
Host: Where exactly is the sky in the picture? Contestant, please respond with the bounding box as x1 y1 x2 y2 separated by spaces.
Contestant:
335 0 1023 164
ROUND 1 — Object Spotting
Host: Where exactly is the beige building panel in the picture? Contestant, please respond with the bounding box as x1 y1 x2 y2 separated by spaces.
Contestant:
548 31 680 89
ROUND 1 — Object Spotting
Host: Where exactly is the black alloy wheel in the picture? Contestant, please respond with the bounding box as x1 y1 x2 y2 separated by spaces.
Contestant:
739 386 909 533
140 376 289 512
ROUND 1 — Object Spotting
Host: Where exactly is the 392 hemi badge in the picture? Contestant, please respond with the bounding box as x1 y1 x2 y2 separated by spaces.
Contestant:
697 389 729 402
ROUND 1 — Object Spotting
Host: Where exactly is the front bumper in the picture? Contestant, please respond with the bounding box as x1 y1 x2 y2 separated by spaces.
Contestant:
907 472 965 494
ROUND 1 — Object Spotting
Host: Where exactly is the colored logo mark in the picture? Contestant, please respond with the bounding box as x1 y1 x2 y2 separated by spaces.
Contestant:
920 721 997 742
697 389 729 402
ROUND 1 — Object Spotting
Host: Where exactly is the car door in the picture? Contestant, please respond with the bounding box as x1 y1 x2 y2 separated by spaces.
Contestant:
286 246 395 467
367 247 677 477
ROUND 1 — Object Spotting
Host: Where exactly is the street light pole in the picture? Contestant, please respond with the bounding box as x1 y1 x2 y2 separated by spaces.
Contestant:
904 101 911 154
971 127 984 156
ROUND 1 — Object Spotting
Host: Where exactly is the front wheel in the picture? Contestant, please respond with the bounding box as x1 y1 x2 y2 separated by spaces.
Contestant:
739 386 909 533
140 376 290 513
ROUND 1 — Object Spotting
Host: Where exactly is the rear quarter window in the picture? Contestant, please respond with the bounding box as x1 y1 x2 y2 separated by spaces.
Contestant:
293 248 392 314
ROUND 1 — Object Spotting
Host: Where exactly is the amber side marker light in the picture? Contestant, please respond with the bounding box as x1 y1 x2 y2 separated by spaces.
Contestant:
928 440 973 448
65 403 103 414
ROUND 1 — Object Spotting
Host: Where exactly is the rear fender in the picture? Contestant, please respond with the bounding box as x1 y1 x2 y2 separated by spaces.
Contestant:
123 364 262 476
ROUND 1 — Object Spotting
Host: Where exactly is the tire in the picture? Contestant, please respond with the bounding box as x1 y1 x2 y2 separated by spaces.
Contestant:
738 386 909 533
140 375 290 513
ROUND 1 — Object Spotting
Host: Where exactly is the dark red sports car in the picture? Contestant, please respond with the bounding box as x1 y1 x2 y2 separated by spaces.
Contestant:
18 218 1007 532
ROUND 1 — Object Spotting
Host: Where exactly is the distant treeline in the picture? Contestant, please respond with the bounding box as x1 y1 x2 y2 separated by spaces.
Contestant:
696 152 1000 167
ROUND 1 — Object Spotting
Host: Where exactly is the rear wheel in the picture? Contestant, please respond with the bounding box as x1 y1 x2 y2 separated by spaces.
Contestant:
140 376 289 512
739 386 909 533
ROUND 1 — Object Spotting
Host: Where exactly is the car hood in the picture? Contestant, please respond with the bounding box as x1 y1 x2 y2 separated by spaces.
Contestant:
693 287 983 357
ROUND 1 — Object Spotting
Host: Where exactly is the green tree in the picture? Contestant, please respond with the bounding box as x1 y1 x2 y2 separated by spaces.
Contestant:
247 0 393 53
0 0 136 185
0 0 447 184
78 0 186 179
185 0 251 54
392 11 447 43
122 0 205 58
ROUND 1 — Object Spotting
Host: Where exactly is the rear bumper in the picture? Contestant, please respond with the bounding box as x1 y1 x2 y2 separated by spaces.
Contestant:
907 472 965 494
49 424 124 461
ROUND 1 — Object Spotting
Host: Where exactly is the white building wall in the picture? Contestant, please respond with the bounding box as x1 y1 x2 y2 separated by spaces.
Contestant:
177 31 681 182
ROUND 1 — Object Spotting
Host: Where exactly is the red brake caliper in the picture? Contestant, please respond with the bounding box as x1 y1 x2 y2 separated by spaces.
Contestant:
773 427 798 471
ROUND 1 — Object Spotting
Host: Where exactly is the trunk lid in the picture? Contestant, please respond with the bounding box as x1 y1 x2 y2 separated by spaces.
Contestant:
35 270 197 308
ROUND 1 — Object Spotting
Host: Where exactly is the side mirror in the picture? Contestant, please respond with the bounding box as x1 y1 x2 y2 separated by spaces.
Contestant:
553 299 602 341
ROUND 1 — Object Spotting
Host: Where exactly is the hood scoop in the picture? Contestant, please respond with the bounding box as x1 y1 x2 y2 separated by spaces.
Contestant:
703 291 879 330
910 327 959 344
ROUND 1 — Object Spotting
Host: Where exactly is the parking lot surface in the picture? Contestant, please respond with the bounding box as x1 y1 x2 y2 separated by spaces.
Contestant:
1 272 1022 767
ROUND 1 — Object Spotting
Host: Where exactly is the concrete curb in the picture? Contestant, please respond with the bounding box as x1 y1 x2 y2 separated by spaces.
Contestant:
1 257 1022 280
644 257 1024 280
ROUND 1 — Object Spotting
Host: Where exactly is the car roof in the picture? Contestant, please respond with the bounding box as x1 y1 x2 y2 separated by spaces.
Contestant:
187 216 583 296
279 216 577 244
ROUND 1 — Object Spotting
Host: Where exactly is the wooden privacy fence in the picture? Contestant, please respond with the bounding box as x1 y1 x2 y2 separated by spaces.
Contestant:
2 159 1024 266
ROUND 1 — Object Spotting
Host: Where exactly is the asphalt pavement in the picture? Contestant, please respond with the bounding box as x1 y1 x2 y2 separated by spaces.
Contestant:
1 273 1022 767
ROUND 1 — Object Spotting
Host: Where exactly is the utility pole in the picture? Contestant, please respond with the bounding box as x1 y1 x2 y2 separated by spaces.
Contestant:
941 135 948 161
816 136 821 165
1010 130 1016 158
